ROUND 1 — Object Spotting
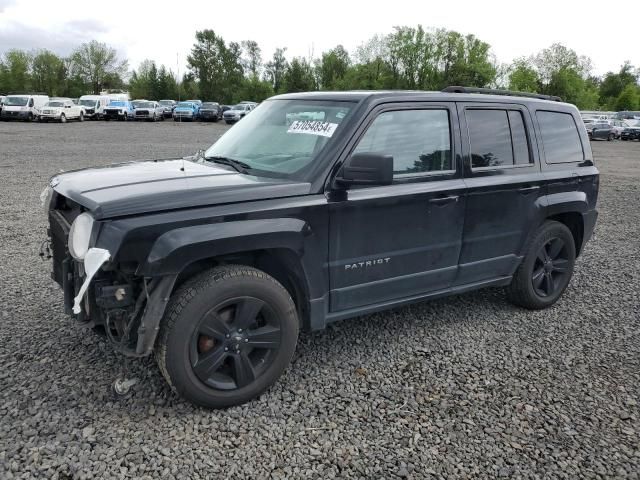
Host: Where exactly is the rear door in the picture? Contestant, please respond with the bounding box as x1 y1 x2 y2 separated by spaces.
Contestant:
456 102 545 285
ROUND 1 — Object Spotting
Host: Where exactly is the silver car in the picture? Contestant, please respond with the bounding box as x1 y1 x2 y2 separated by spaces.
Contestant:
133 100 164 122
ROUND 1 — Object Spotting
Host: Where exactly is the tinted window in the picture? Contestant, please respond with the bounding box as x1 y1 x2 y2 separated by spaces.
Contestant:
508 111 531 165
467 110 513 168
537 111 584 163
353 109 452 176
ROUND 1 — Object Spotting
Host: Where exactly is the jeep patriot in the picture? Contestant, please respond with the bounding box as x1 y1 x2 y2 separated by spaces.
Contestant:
42 87 599 408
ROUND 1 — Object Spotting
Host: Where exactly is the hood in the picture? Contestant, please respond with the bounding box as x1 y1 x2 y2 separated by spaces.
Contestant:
52 159 311 220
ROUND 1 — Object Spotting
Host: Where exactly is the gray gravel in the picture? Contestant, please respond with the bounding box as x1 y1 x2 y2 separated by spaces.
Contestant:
1 121 639 479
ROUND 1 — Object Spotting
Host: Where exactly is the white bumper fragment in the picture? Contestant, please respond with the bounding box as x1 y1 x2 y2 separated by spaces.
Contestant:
72 248 111 314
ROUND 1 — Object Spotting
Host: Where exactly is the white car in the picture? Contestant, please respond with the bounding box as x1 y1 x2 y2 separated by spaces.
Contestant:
0 94 49 121
133 100 165 121
609 120 629 139
39 98 85 123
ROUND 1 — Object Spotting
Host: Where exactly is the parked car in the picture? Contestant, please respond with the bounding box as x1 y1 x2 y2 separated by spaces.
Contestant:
186 99 202 107
620 120 640 141
587 122 615 141
133 100 164 121
159 100 176 118
38 98 85 123
223 103 255 124
0 94 49 121
103 101 134 121
199 102 222 121
41 87 598 409
78 95 110 119
173 101 200 121
609 120 628 139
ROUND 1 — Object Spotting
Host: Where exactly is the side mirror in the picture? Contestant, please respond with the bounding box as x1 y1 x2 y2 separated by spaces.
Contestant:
336 153 393 188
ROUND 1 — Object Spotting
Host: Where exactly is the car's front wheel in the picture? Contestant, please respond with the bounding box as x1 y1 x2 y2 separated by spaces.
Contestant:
506 220 576 310
156 265 299 408
60 114 66 124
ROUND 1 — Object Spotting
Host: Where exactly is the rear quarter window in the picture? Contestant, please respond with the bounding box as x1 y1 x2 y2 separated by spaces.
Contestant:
536 111 584 164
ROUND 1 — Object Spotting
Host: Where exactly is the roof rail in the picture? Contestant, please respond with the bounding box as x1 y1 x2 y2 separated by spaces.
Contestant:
6 91 49 96
442 86 562 102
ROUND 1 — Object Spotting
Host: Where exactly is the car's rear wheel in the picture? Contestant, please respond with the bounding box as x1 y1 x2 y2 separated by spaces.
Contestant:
506 220 576 310
156 265 299 409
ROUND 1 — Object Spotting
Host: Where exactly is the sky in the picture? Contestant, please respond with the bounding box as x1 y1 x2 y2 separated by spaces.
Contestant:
0 0 636 78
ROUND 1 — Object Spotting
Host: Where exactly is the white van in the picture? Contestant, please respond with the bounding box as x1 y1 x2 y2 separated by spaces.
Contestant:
78 95 111 119
0 94 49 121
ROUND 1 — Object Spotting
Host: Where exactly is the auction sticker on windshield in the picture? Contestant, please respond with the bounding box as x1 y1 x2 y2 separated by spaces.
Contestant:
287 120 338 138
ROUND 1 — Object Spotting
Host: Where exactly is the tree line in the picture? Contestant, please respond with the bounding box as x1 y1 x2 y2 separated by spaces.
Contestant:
1 26 639 110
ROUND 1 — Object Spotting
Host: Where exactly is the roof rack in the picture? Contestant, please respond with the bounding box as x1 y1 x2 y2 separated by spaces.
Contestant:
442 86 562 102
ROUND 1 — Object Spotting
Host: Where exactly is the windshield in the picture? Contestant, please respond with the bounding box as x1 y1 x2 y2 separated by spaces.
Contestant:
231 105 247 111
204 99 353 179
46 101 64 107
159 100 173 105
6 96 29 106
80 99 96 107
202 103 218 108
109 101 126 107
136 102 154 108
177 102 194 108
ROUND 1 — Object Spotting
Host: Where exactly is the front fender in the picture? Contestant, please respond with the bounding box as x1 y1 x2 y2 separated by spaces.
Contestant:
138 218 308 276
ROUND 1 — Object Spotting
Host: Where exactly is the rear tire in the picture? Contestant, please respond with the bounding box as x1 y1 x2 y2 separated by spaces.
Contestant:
155 265 299 409
506 220 576 310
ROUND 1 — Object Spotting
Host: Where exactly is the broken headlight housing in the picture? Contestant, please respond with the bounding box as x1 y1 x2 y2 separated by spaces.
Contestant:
68 212 94 260
40 185 54 214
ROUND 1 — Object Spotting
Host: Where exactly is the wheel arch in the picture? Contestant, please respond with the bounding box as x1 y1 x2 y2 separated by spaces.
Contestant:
546 211 584 257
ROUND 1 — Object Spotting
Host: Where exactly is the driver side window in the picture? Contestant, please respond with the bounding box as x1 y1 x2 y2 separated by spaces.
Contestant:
28 98 34 108
353 109 452 177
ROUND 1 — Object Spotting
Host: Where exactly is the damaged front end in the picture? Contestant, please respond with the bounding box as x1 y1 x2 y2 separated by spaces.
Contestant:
43 187 175 357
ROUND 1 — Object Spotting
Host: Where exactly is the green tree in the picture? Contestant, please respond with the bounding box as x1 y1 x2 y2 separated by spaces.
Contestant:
508 58 540 92
615 84 639 111
282 57 316 93
69 40 127 94
265 47 288 93
31 50 66 96
241 40 261 79
599 62 638 109
187 30 243 102
156 66 179 100
317 45 350 90
0 49 32 92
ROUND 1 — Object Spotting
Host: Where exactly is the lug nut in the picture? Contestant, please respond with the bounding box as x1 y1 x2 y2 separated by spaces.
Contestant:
238 329 243 333
224 347 228 351
225 334 230 338
244 339 249 343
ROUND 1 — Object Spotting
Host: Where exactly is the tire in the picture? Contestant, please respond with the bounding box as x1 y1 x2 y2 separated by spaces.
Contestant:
79 112 84 122
608 133 614 141
152 113 157 122
506 220 576 310
155 265 299 409
60 114 66 124
27 113 33 122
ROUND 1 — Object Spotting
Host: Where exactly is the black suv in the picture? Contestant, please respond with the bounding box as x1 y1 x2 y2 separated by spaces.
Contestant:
42 87 599 408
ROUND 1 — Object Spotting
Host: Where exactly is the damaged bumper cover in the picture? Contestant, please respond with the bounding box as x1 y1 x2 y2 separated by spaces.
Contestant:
72 248 110 314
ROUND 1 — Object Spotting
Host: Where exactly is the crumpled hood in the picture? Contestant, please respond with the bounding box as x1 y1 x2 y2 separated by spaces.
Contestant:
51 159 311 220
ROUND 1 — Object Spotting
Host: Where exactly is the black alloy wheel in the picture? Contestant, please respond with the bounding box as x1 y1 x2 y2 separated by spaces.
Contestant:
507 220 576 309
190 297 281 390
531 237 570 298
156 265 298 408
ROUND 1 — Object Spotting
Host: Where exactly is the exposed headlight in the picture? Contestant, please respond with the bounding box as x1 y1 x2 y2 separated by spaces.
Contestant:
40 185 54 214
68 212 95 260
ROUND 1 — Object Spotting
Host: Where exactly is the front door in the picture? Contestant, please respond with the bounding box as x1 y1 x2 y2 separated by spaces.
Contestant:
328 103 466 312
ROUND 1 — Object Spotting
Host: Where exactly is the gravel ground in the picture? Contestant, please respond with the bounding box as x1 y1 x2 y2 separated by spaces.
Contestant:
0 121 639 479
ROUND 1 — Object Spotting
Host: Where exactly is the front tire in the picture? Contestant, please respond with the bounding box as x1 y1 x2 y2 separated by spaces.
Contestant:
79 112 84 122
156 265 299 409
506 220 576 310
60 114 66 124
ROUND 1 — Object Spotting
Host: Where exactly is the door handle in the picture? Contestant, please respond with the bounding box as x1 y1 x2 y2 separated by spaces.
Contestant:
429 195 459 205
518 185 540 194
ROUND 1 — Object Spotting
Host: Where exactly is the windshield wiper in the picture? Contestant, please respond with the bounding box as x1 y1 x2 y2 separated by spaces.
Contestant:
204 155 251 174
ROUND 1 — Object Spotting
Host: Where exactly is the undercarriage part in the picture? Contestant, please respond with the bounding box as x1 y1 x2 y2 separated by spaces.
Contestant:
103 275 177 358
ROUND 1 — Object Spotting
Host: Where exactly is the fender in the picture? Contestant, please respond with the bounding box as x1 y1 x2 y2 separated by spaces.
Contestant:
138 218 309 276
544 190 588 216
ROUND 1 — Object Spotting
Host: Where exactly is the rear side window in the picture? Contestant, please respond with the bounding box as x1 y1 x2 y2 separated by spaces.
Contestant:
536 111 584 164
466 109 531 168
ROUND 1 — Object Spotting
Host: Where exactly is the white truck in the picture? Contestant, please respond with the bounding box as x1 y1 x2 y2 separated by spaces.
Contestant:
0 94 49 121
38 98 86 123
78 94 111 119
